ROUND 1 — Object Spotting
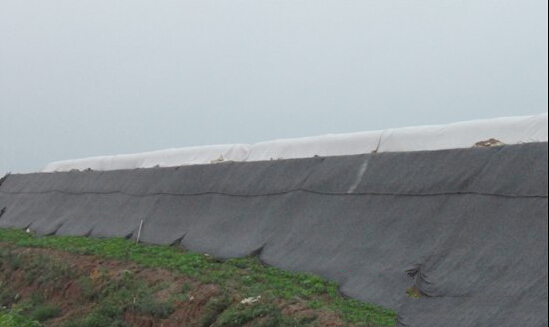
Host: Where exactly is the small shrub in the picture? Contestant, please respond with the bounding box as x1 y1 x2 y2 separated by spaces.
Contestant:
0 288 18 307
133 295 174 319
78 276 97 301
195 295 231 327
31 304 62 322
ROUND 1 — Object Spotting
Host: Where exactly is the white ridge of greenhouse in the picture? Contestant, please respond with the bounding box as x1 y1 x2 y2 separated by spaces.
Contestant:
43 113 548 172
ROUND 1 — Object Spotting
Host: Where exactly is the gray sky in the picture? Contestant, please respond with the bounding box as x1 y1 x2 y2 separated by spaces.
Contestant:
1 0 547 174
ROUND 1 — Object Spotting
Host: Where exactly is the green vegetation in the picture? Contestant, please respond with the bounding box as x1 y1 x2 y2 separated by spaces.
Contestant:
0 248 175 327
0 308 41 327
215 302 317 327
63 270 175 326
31 304 62 323
0 228 397 326
0 300 57 324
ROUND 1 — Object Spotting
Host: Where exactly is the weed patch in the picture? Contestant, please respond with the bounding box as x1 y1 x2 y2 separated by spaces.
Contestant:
0 308 41 327
31 303 62 322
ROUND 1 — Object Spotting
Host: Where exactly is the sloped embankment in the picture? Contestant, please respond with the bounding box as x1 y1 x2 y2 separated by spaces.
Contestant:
0 228 396 326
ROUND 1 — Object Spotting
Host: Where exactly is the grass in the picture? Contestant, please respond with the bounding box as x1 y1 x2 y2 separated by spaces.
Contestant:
23 254 76 290
215 302 317 327
0 309 41 327
60 270 175 326
0 228 397 326
0 249 175 327
31 304 62 322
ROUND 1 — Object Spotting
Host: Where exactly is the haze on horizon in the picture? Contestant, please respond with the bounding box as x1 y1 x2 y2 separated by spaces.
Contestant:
1 0 548 173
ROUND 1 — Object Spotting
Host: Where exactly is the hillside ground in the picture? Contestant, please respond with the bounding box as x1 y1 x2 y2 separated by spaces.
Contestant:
0 228 396 327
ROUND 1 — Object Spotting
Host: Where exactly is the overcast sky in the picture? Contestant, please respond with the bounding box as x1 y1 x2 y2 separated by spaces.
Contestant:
1 0 547 173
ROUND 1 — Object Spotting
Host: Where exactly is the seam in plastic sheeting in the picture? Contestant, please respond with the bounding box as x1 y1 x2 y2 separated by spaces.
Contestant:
1 188 547 199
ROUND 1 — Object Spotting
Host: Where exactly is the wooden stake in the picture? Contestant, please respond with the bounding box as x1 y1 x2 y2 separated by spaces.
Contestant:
136 219 144 244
